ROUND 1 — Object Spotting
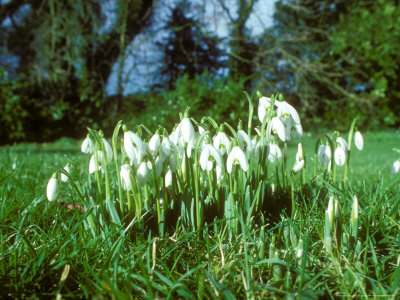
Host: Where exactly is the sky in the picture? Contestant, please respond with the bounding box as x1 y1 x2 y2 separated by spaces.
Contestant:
105 0 276 95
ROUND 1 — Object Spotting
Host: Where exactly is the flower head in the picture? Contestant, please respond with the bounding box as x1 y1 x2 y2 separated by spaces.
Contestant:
46 172 58 201
257 96 272 123
213 131 231 156
334 147 346 166
391 160 400 175
227 146 248 173
61 164 71 182
148 133 161 157
354 131 364 150
120 164 132 191
81 136 94 154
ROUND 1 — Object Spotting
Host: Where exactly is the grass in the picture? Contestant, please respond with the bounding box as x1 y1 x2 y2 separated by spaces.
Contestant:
1 129 400 299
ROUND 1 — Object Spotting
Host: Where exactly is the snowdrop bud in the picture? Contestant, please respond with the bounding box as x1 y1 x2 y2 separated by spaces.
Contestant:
81 136 94 154
165 169 172 187
296 239 304 259
354 131 364 150
46 173 58 202
180 117 195 143
137 161 149 186
120 164 132 191
326 196 335 232
149 133 161 157
391 160 400 175
102 138 113 163
296 143 304 162
61 164 71 182
227 146 248 173
292 159 304 173
334 147 346 166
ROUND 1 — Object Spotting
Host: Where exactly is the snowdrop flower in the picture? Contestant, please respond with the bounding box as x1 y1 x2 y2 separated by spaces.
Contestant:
89 151 106 174
61 163 71 182
293 159 305 173
267 143 282 163
276 100 300 125
257 96 272 123
46 172 58 201
334 147 346 166
227 146 248 173
293 143 305 173
317 144 331 166
286 119 303 140
137 161 149 186
271 117 286 142
148 133 161 157
237 130 253 153
81 135 94 154
179 117 195 144
200 144 223 181
102 138 113 163
161 136 172 157
198 125 206 135
124 130 145 167
391 160 400 175
354 131 364 150
336 137 348 152
213 130 231 156
120 164 132 191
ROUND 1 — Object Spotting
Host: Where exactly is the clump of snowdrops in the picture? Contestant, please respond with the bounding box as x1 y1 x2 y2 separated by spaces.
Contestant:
46 93 366 238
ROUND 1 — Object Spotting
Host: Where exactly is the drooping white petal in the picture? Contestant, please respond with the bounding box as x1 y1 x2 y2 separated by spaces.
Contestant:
89 151 105 174
124 131 145 166
293 159 304 173
271 117 286 142
257 96 272 123
137 161 149 186
213 131 231 156
180 117 195 143
334 147 346 166
227 146 248 173
61 164 71 182
336 137 348 152
276 101 300 125
391 160 400 175
165 169 172 187
46 175 58 202
161 136 172 157
268 143 282 163
81 136 94 154
317 145 331 166
354 131 364 150
120 164 132 191
237 130 253 152
149 133 161 157
102 138 113 163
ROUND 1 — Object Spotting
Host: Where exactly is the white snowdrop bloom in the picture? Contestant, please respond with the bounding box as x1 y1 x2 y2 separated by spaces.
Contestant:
334 147 346 166
257 96 272 123
120 164 132 191
198 125 206 135
61 164 71 182
268 143 282 163
293 159 304 173
179 117 195 143
276 100 300 125
165 169 172 187
354 131 364 150
295 143 304 162
46 173 58 202
391 160 400 175
271 117 286 142
200 144 223 179
102 138 113 163
161 136 172 157
317 145 331 166
89 151 105 174
227 146 248 173
137 161 149 186
81 136 94 154
148 133 161 157
336 137 348 152
285 119 303 140
124 131 145 167
213 131 231 156
237 130 253 153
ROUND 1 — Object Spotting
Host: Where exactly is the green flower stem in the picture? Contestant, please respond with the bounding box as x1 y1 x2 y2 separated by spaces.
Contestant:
144 184 150 210
112 121 124 214
344 119 357 185
290 172 295 220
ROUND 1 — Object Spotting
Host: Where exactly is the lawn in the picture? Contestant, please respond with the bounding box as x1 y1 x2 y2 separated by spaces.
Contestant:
1 127 400 299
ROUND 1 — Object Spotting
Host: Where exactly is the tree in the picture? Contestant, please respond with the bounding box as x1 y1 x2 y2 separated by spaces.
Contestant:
160 1 225 89
0 0 155 142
